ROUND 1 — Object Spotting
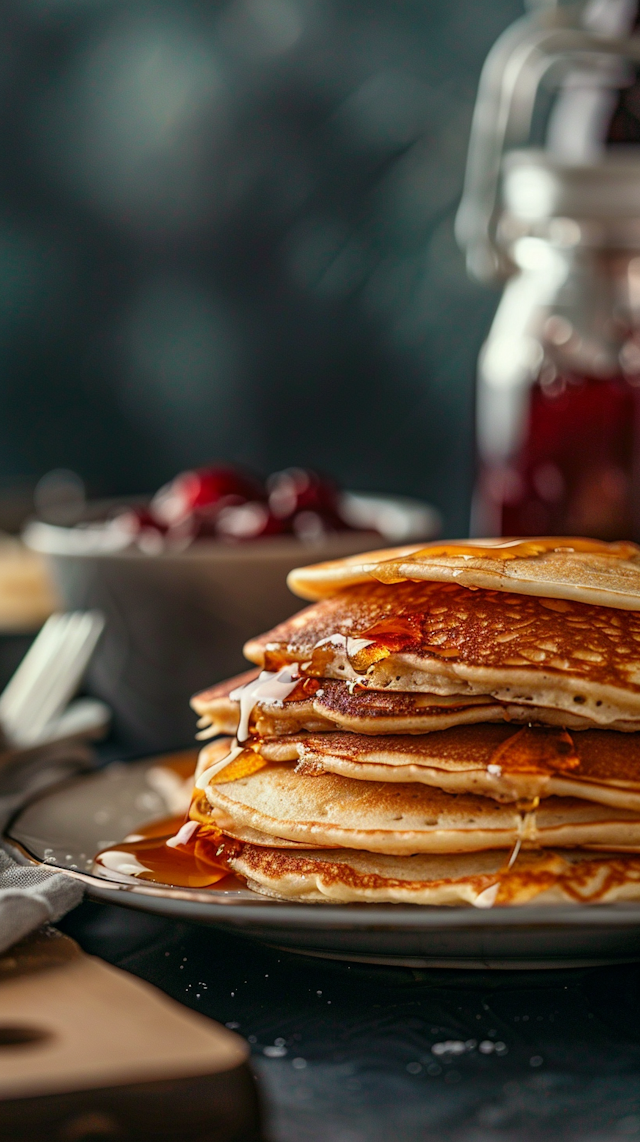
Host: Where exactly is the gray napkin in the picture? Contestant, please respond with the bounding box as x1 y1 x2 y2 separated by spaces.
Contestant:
0 849 83 954
0 739 91 954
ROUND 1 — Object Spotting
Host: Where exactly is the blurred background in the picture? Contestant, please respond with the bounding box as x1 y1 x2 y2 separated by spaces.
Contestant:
0 0 523 538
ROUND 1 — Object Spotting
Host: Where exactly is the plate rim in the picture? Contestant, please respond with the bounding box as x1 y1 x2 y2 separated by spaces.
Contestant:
8 831 640 935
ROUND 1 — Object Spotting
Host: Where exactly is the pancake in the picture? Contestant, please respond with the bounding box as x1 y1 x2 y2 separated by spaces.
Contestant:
230 845 640 906
287 536 640 609
191 671 637 737
294 725 640 811
196 723 640 809
243 580 640 726
189 790 314 848
198 760 640 854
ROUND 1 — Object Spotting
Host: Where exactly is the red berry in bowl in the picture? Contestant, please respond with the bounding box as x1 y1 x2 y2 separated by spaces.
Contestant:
110 506 169 553
267 468 340 520
117 506 164 531
151 466 264 527
215 501 290 541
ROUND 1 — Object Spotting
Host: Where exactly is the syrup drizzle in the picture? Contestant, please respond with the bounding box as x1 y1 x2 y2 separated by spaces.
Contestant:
195 740 271 790
94 815 242 889
195 742 247 790
368 537 639 585
480 727 578 882
292 617 426 679
195 669 312 799
195 672 301 790
488 727 580 776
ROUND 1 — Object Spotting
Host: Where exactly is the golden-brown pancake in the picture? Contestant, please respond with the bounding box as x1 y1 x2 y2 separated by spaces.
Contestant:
196 723 640 809
287 536 640 608
198 759 640 854
293 725 640 811
189 790 314 848
243 580 640 726
230 845 640 906
191 671 637 737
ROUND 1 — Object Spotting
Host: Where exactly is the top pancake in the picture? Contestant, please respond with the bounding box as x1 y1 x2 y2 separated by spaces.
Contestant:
244 580 640 725
287 537 640 609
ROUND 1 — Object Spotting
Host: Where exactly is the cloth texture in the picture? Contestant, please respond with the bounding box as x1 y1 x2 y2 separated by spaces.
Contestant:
0 848 84 954
0 739 90 953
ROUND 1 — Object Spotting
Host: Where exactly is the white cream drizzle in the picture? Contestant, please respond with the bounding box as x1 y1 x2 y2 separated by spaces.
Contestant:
97 850 151 877
195 742 246 790
507 837 522 869
314 633 375 659
473 883 499 909
166 819 200 849
196 666 305 792
230 666 301 743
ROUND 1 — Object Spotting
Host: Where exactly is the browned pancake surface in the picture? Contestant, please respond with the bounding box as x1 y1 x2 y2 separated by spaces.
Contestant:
191 670 632 737
246 580 640 682
244 581 640 707
315 683 490 718
231 844 640 906
301 725 532 772
301 724 640 782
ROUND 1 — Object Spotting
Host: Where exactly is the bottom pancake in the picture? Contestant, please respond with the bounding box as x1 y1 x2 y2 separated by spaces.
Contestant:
230 845 640 906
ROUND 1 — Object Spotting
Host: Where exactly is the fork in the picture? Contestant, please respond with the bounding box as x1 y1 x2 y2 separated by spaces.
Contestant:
0 611 107 749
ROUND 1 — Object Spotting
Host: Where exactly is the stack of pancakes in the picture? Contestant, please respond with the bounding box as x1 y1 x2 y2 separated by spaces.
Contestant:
188 538 640 907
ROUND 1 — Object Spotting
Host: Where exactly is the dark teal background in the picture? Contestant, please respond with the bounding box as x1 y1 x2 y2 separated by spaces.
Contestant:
0 0 522 534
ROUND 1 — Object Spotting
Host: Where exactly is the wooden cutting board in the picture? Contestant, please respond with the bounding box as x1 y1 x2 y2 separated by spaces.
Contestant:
0 927 261 1141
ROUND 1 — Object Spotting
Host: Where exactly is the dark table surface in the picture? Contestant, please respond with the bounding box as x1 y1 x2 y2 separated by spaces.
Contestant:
58 898 640 1142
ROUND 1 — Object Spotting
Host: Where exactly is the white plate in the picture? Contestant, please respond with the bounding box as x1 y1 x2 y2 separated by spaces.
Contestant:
7 756 640 969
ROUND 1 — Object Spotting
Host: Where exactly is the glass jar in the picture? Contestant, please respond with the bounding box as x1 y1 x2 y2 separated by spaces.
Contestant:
456 5 640 539
472 151 640 541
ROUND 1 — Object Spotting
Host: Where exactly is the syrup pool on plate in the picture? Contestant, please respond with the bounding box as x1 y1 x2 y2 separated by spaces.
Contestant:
93 746 247 896
94 814 239 888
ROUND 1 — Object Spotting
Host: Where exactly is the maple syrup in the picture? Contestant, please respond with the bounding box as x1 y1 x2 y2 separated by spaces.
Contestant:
488 727 580 776
94 815 243 890
195 741 268 791
305 608 461 676
287 676 322 701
